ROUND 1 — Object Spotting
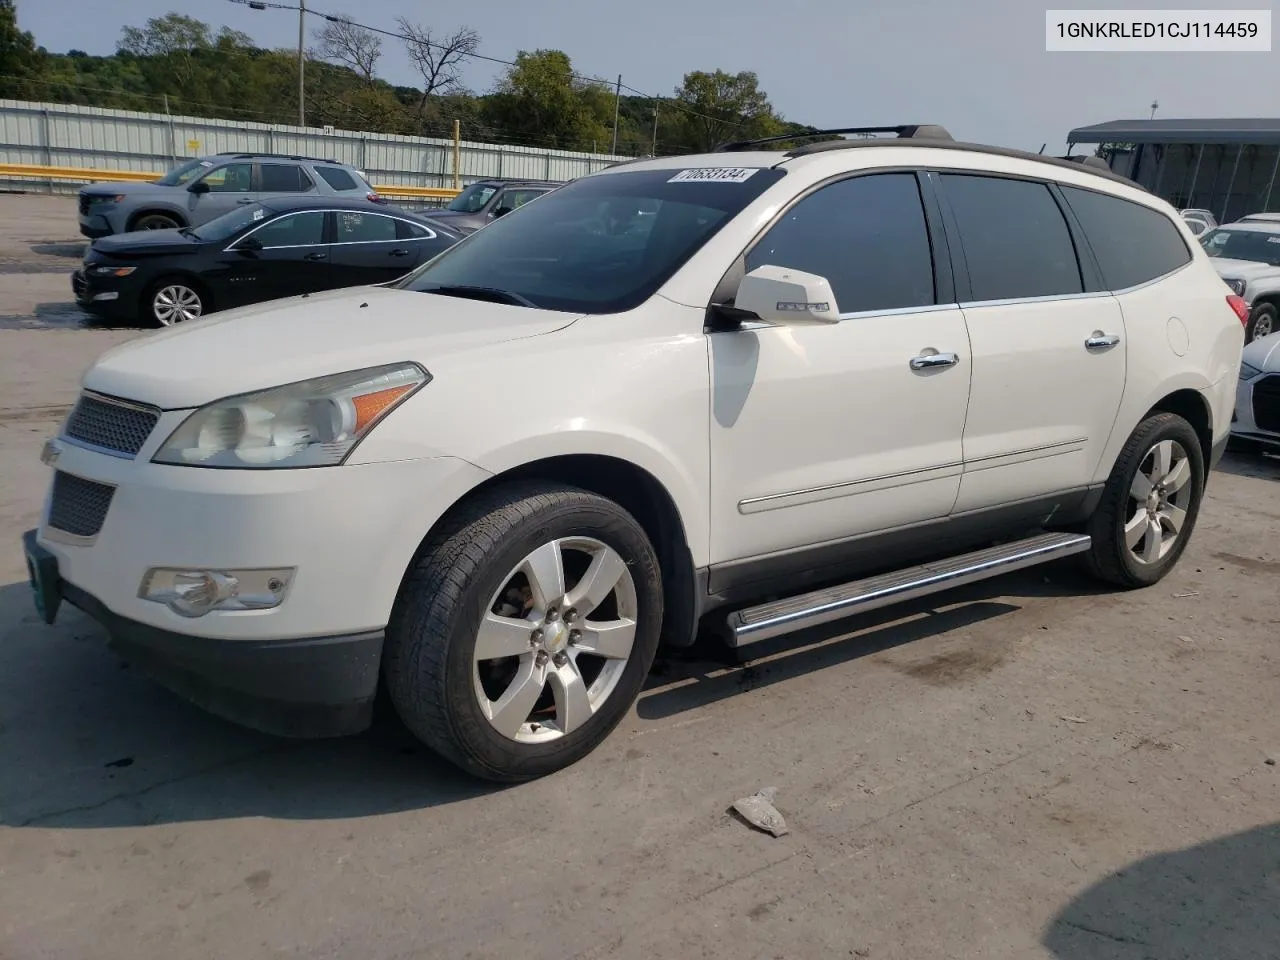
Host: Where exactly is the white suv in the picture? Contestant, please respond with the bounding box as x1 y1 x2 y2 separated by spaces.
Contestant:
24 125 1246 781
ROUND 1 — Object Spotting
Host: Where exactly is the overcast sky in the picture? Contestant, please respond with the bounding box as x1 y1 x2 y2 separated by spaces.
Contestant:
16 0 1280 153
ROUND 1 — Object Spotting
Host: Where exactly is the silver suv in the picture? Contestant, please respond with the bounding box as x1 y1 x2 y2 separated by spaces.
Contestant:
77 153 381 238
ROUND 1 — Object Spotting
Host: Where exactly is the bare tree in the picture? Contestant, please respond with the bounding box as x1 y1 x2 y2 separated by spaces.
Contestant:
314 14 381 85
396 18 480 116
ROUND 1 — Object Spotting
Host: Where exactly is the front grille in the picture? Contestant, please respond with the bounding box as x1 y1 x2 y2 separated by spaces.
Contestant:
47 471 115 539
78 193 90 217
63 392 159 458
1253 374 1280 433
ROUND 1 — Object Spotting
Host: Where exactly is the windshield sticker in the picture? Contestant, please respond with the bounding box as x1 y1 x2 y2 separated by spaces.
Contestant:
199 161 213 167
1267 236 1280 244
668 167 759 184
252 209 265 220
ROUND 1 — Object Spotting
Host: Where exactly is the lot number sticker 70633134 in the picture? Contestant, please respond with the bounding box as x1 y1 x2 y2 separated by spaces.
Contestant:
667 167 760 184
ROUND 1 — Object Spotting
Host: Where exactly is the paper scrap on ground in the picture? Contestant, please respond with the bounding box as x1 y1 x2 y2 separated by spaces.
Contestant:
732 787 789 837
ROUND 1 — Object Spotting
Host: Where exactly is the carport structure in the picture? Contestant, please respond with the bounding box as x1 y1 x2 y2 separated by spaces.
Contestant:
1068 118 1280 224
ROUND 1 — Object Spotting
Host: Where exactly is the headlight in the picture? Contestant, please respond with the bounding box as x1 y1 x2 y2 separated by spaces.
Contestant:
152 362 430 468
1224 278 1247 296
88 264 136 277
1239 361 1263 380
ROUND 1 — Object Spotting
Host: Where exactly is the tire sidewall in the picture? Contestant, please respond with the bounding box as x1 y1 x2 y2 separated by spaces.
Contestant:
132 213 181 231
436 497 663 777
1101 416 1206 586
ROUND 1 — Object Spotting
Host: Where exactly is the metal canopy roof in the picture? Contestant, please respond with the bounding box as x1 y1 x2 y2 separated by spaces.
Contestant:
1069 118 1280 145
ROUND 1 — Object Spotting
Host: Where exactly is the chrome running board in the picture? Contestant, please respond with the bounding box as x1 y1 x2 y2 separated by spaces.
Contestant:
725 532 1092 647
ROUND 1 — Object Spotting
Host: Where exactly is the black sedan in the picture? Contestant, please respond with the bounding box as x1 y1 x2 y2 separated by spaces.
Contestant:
72 196 464 326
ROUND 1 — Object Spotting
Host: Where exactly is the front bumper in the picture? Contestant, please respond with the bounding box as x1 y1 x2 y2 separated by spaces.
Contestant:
78 212 114 239
72 268 141 320
1232 373 1280 445
24 530 380 737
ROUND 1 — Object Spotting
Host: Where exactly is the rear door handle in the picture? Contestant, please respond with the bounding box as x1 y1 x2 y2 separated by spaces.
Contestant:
1085 333 1121 349
303 251 327 261
389 248 410 257
910 351 959 370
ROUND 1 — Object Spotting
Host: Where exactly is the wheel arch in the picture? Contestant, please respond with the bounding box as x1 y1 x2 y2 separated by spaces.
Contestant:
402 454 702 650
1146 387 1213 467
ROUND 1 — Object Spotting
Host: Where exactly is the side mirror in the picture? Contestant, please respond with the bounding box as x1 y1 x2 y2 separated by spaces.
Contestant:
732 264 841 325
235 235 262 252
188 181 210 195
492 206 512 218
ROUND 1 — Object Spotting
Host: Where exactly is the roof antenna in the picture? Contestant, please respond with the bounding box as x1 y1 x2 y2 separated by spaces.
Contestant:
1150 99 1159 120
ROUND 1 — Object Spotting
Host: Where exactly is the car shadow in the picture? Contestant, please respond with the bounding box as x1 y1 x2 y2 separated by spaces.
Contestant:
28 242 85 259
0 559 1110 831
0 302 139 332
1214 448 1280 481
1043 822 1280 958
638 559 1112 722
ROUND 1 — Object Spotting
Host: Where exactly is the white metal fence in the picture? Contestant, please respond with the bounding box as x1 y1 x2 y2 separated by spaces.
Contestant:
0 99 629 197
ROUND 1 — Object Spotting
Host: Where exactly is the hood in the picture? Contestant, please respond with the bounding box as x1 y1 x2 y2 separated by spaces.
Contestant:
1242 329 1280 373
81 180 175 198
90 228 199 258
82 285 582 409
1209 258 1280 282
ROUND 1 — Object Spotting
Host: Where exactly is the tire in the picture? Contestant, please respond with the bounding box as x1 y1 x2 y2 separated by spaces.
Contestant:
130 212 182 231
1246 302 1277 344
144 277 207 327
1085 412 1205 589
384 481 664 782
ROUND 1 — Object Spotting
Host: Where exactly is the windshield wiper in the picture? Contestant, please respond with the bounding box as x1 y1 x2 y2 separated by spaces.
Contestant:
423 284 537 308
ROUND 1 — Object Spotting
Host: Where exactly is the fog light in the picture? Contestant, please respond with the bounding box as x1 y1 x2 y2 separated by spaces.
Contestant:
139 567 294 618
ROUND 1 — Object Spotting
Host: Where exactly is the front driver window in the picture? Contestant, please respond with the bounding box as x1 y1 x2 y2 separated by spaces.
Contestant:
201 163 253 193
251 212 325 248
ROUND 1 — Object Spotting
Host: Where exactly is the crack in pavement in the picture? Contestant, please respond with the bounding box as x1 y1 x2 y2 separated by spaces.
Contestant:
10 741 299 828
1059 918 1148 945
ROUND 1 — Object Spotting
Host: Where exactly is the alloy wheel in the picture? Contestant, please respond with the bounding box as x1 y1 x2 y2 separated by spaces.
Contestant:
1124 439 1194 565
152 284 203 325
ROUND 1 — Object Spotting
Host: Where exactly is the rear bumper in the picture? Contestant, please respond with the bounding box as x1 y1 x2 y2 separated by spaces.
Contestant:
23 529 382 738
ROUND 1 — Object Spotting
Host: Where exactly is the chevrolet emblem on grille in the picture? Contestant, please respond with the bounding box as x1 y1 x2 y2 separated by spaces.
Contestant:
40 438 62 466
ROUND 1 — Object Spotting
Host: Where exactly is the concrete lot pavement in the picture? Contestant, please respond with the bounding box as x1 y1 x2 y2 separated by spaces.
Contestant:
0 194 1277 960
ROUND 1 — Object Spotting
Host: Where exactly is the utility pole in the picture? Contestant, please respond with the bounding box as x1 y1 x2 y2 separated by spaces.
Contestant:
651 102 659 157
298 0 306 127
611 74 622 155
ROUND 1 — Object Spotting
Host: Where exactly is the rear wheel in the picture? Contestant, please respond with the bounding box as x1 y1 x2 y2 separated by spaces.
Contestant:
131 212 182 231
145 278 206 327
1246 302 1276 344
1085 413 1205 588
384 481 664 782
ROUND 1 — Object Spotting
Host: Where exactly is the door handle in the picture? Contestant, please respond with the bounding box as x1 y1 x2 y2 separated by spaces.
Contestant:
1085 333 1121 349
303 251 327 261
909 351 959 370
389 248 410 257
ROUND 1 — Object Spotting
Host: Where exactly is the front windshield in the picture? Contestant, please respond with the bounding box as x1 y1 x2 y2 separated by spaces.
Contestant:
447 183 498 213
189 203 275 242
155 157 215 187
1201 227 1280 266
397 166 787 314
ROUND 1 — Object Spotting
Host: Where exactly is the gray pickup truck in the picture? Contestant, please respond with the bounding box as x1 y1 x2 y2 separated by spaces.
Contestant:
1201 219 1280 343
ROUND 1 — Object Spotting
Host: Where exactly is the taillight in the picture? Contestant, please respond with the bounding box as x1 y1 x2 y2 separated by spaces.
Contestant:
367 192 385 204
1226 294 1250 326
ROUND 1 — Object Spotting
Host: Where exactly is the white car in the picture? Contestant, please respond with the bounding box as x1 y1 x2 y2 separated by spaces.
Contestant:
23 125 1246 781
1232 330 1280 453
1200 220 1280 343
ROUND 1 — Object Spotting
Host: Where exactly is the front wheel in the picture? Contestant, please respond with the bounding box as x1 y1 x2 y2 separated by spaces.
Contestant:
384 482 664 782
146 279 206 327
1085 412 1205 588
132 212 182 231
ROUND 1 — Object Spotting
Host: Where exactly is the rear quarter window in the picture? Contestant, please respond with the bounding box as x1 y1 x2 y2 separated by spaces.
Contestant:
316 167 359 192
1059 185 1191 291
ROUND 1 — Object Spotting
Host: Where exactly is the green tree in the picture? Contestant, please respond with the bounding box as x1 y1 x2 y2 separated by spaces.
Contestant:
669 69 784 152
484 49 612 151
0 0 47 100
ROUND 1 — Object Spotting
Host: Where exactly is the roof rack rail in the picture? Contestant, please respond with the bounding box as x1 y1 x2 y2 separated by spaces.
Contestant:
715 125 953 152
215 151 343 164
1056 154 1111 171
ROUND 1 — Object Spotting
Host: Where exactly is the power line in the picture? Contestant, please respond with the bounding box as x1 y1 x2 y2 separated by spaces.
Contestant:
224 0 744 129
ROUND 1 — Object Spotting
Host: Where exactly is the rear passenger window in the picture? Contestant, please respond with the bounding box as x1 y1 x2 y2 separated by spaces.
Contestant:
396 219 434 240
259 164 313 193
941 174 1082 301
315 167 358 192
336 211 397 243
1059 185 1191 290
746 173 936 314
